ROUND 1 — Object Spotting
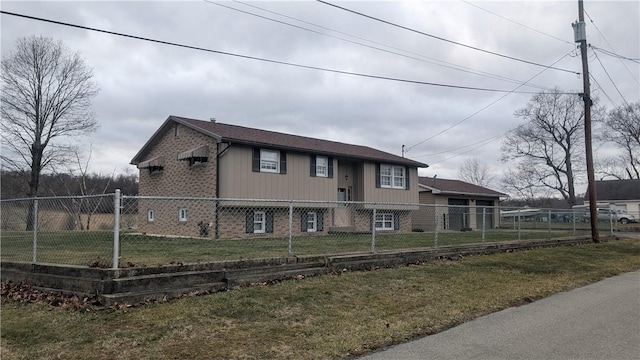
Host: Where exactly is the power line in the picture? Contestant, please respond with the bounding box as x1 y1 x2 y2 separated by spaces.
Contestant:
0 10 556 94
218 0 552 91
315 0 580 75
589 74 619 108
462 0 574 46
584 9 640 85
412 131 505 159
592 50 629 106
405 51 575 152
592 46 640 63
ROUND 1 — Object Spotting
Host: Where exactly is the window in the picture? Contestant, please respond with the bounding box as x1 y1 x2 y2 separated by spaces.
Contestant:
379 164 405 189
310 155 333 178
315 156 328 177
253 211 266 233
301 211 323 232
375 213 394 230
147 209 154 222
253 148 286 174
306 212 317 232
174 123 180 137
260 150 279 173
179 208 187 222
246 210 274 233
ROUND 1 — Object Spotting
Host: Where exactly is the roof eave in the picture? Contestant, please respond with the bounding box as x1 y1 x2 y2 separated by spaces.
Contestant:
130 116 222 165
218 138 428 168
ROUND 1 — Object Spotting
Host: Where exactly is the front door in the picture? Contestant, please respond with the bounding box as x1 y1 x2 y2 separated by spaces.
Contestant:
334 188 350 227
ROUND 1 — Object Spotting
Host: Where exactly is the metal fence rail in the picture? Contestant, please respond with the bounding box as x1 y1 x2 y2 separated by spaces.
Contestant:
1 191 626 268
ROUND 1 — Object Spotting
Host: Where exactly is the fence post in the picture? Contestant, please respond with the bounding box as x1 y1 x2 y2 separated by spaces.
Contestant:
32 199 38 263
572 209 576 235
113 189 121 269
434 205 439 247
609 211 614 235
288 201 293 256
548 209 552 239
517 209 521 241
371 205 376 253
482 207 486 242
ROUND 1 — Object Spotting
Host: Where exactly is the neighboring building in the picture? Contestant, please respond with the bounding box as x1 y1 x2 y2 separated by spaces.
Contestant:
130 115 427 238
412 177 507 231
583 179 640 218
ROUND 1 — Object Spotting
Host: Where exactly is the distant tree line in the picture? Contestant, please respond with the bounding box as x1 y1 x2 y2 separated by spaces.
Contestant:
0 170 138 200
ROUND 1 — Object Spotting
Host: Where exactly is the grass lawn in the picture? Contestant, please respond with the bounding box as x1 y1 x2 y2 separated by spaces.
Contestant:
1 229 592 266
2 239 639 359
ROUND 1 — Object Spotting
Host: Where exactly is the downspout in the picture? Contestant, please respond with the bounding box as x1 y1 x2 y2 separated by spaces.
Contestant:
215 142 231 239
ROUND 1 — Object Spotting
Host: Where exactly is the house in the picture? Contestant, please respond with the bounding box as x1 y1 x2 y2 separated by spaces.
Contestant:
583 179 640 218
130 115 427 239
412 177 507 231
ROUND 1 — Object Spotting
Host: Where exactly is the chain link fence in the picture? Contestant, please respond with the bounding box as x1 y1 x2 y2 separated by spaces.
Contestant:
1 191 626 268
1 194 116 266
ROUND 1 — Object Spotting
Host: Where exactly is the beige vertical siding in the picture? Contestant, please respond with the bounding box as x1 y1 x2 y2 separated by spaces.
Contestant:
362 163 419 204
218 146 337 200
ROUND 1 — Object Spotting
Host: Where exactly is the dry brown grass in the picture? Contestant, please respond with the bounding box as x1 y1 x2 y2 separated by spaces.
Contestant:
2 239 640 359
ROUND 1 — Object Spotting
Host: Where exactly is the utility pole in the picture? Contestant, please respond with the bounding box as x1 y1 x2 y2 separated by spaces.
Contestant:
573 0 599 242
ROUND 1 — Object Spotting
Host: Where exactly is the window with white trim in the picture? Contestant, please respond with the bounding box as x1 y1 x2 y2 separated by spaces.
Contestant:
260 150 279 173
315 156 328 177
254 211 266 233
381 164 405 189
147 209 155 222
178 208 187 222
375 213 394 230
307 212 317 232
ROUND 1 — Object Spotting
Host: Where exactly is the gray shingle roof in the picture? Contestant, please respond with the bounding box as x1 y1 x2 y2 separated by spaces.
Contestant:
594 179 640 200
131 115 427 168
418 176 506 197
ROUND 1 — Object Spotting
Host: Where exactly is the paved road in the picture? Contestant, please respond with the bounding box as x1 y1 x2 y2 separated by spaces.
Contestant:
360 270 640 360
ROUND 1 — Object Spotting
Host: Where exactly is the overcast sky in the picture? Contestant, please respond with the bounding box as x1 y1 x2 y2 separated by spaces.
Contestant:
1 0 638 194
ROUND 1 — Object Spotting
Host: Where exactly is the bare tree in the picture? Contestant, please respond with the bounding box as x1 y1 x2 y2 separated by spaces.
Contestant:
500 90 598 206
500 161 553 206
1 36 99 229
596 102 640 179
50 145 115 230
458 157 495 188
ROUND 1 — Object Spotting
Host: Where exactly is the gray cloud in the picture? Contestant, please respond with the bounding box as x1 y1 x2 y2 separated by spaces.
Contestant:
1 1 638 193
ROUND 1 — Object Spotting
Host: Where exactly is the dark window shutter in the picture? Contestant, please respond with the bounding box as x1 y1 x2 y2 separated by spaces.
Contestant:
317 211 324 231
394 212 400 230
280 151 287 174
375 163 381 188
301 212 308 232
328 157 334 178
405 167 410 190
245 211 254 233
266 211 274 233
310 156 316 177
252 148 260 172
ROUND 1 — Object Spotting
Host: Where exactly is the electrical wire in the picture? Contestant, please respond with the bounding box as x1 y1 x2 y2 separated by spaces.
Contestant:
315 0 580 75
585 9 640 85
592 46 640 63
216 0 552 91
0 10 558 94
589 74 619 108
592 50 629 106
404 51 576 153
411 131 506 159
462 0 574 46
